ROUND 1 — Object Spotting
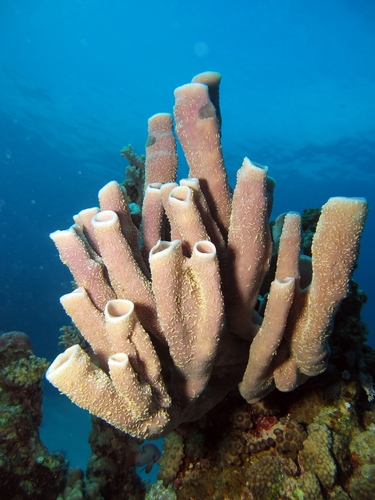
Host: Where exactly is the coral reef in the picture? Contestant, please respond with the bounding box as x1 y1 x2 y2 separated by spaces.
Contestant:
37 70 374 496
85 417 146 499
59 324 90 352
158 431 185 487
145 481 177 500
300 421 336 488
147 276 375 499
0 331 68 498
56 468 86 500
346 428 375 497
120 143 145 202
3 69 375 497
46 72 368 443
2 354 49 388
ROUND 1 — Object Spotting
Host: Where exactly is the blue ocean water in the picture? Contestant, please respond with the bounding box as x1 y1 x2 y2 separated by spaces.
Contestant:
0 0 374 476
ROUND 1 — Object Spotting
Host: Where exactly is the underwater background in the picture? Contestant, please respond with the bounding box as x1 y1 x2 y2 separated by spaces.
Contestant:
0 0 374 487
